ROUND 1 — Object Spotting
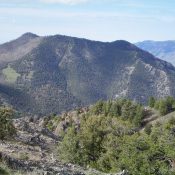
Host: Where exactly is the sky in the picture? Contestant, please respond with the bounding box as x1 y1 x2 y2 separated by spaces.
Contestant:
0 0 175 43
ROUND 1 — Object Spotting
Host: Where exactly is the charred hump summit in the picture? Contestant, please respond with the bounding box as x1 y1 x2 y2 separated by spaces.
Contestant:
0 33 175 115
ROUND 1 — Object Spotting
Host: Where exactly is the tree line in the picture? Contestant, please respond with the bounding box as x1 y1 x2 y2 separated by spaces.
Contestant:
148 96 175 115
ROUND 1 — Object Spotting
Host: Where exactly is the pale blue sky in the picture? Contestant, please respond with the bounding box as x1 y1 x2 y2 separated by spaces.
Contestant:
0 0 175 43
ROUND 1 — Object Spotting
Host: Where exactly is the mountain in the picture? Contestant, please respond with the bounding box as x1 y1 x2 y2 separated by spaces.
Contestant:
135 40 175 65
0 32 41 63
0 33 175 115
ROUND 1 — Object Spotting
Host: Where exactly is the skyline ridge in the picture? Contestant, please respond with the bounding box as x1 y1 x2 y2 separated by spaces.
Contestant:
1 32 175 45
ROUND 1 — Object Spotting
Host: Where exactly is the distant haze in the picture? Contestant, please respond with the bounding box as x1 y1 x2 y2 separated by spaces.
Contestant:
136 40 175 66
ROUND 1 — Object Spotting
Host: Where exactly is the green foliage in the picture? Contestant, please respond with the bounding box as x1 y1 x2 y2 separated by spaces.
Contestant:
2 65 20 83
91 100 105 115
166 96 175 111
159 100 168 115
168 117 175 126
151 97 175 116
144 124 153 135
59 113 133 169
148 96 156 108
0 167 9 175
58 98 175 174
43 114 60 131
133 105 144 127
90 99 144 127
0 108 16 140
58 127 82 164
154 100 160 110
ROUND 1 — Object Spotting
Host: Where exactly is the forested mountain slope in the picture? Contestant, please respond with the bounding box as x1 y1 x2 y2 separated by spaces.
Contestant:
0 34 175 114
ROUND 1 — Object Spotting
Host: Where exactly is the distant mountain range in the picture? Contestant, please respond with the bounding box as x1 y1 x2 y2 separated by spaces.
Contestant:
0 33 175 115
135 40 175 66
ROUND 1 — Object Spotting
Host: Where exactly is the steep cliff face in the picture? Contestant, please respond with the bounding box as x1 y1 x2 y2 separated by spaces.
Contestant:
0 34 175 115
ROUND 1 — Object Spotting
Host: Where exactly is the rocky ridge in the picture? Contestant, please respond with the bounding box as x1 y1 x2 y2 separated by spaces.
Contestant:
0 116 127 175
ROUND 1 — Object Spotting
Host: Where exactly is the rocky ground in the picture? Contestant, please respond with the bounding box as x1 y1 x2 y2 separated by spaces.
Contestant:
0 116 127 175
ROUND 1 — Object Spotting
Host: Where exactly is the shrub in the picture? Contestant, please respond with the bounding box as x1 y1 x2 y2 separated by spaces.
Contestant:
0 108 16 140
148 97 156 108
144 124 152 135
58 99 175 174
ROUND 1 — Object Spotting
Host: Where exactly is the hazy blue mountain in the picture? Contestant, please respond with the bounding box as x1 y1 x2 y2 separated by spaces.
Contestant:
136 40 175 65
0 34 175 115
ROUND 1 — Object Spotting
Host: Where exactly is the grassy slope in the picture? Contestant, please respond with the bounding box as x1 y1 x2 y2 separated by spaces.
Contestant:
2 65 20 83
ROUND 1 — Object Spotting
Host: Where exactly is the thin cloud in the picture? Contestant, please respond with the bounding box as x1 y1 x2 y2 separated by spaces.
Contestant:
0 6 174 23
40 0 89 5
0 0 89 5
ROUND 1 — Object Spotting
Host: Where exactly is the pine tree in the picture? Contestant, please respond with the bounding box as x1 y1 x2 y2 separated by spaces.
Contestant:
159 100 168 115
0 108 16 140
148 97 155 108
133 105 144 127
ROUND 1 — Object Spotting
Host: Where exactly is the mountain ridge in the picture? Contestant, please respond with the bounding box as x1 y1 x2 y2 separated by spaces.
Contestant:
0 33 175 115
135 40 175 66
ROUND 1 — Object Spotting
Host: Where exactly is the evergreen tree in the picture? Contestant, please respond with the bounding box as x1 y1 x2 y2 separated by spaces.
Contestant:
58 126 82 164
159 100 168 115
154 100 160 110
0 108 16 140
121 100 132 120
148 96 156 108
144 124 152 135
91 100 104 115
58 98 175 174
133 105 144 127
165 96 175 112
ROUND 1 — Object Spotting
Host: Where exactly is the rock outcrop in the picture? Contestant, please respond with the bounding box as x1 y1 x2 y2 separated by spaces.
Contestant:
0 117 125 175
